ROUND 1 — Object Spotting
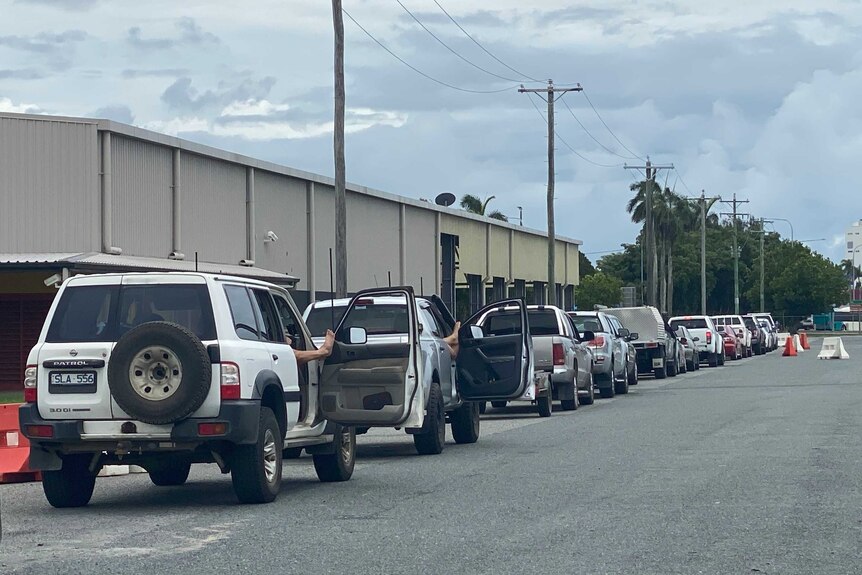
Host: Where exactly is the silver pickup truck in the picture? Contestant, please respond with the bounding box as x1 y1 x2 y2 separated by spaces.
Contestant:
477 305 594 411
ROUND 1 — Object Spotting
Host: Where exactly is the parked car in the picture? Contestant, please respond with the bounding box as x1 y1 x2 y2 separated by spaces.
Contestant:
305 292 486 454
752 313 778 350
604 306 680 379
471 304 592 413
800 316 815 330
674 325 701 371
717 325 743 359
668 315 724 367
742 315 766 355
568 311 634 398
713 315 752 357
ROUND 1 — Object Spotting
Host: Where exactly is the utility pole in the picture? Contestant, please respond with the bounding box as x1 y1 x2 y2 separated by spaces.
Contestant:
519 80 582 306
332 0 347 297
624 158 673 308
684 191 720 315
720 194 750 314
751 218 773 313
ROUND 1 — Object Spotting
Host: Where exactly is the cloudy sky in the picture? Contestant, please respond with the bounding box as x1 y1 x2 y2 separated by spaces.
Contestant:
2 0 861 263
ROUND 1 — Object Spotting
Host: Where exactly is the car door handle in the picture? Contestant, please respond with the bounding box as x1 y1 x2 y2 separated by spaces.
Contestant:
439 346 447 352
272 354 279 361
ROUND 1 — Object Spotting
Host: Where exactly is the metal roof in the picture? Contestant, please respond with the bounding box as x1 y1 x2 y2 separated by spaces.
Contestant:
0 252 298 285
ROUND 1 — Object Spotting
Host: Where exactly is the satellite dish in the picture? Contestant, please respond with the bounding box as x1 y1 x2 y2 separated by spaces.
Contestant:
435 192 456 207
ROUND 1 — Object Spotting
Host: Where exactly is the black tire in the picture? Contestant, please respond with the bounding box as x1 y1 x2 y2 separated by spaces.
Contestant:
580 376 595 405
718 352 725 366
614 370 629 395
537 388 553 417
231 407 282 504
667 358 678 377
627 363 638 386
148 458 191 486
490 401 508 409
561 399 578 410
708 353 718 367
283 447 303 459
108 322 211 425
414 383 445 455
451 401 481 444
42 454 96 508
313 426 355 482
599 375 615 398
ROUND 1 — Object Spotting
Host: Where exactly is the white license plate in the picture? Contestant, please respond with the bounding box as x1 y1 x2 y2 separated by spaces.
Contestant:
49 371 96 385
652 358 664 368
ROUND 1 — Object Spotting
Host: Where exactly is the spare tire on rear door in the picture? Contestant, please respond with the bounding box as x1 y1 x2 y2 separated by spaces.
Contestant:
108 322 212 425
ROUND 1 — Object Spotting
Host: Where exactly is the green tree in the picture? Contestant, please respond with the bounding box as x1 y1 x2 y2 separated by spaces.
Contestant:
575 272 623 310
579 252 596 278
460 194 508 222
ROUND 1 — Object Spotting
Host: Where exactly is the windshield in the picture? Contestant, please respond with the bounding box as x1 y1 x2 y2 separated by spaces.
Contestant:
309 303 409 337
670 318 707 329
46 284 216 343
569 315 605 334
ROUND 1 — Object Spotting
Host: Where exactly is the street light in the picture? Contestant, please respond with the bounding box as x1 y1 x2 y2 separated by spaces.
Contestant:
762 217 794 240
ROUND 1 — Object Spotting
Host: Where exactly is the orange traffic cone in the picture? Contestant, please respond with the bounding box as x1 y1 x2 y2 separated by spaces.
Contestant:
783 336 798 357
800 331 811 350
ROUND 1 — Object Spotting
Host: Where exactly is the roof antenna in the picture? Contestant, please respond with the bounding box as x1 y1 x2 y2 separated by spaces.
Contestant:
329 248 335 330
195 251 198 272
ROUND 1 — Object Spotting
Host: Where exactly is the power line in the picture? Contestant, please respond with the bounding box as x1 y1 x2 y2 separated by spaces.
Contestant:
675 169 694 195
560 96 639 160
430 0 542 83
581 88 645 161
343 8 518 94
526 93 622 168
396 0 526 83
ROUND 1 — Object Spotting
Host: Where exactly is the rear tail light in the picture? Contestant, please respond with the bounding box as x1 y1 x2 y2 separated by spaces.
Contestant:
220 362 241 400
198 422 228 436
25 425 54 438
23 365 37 403
552 343 565 366
706 332 712 344
589 335 606 348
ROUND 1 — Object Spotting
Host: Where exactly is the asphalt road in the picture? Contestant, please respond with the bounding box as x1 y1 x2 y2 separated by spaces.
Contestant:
2 337 861 574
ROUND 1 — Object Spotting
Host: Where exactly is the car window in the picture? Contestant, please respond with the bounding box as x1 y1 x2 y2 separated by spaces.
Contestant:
273 293 306 350
306 305 347 337
47 285 118 342
670 318 707 329
417 306 438 337
252 289 284 343
526 310 561 336
483 310 524 336
224 285 260 341
338 303 409 336
571 316 602 334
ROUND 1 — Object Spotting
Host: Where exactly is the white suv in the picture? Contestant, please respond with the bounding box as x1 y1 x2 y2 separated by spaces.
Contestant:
19 273 430 507
668 315 725 367
712 315 752 357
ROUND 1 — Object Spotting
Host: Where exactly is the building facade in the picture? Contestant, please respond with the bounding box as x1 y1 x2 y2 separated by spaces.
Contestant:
0 112 582 391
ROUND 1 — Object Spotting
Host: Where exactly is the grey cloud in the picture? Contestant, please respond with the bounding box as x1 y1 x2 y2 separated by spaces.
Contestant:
90 105 134 124
161 76 277 112
127 17 220 50
0 30 86 54
0 68 45 79
122 68 190 79
14 0 97 10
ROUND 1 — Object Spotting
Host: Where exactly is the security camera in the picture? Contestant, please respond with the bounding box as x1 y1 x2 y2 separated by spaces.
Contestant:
264 231 279 243
43 273 63 288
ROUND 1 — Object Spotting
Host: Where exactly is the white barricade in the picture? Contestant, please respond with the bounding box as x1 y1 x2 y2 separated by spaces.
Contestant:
777 332 791 347
793 334 804 353
818 337 850 360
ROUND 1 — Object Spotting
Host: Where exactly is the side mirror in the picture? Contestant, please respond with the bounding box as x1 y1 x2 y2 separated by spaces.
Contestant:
348 326 367 345
617 327 630 338
628 332 639 341
469 325 484 339
582 330 595 342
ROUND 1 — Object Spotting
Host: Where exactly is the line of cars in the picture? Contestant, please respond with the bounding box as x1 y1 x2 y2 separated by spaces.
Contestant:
16 270 783 510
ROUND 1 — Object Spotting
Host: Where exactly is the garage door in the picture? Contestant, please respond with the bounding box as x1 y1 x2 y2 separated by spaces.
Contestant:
0 295 55 393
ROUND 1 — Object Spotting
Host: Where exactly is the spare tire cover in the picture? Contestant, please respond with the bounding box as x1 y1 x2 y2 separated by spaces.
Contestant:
108 321 212 425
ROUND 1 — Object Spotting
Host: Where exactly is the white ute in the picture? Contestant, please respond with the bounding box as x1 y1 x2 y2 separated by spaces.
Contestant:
18 274 464 507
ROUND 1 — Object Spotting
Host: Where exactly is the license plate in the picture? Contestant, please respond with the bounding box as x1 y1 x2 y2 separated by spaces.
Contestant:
652 358 664 368
49 371 96 385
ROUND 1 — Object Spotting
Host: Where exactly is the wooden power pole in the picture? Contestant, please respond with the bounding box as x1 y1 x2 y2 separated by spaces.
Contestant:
518 80 581 306
332 0 347 297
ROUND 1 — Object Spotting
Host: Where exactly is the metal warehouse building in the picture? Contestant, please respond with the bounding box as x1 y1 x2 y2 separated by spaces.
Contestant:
0 112 582 391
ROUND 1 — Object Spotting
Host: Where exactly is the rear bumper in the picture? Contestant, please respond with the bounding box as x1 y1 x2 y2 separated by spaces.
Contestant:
18 401 261 457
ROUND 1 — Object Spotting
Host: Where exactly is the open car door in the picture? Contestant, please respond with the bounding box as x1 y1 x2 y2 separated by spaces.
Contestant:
319 287 422 427
456 298 531 401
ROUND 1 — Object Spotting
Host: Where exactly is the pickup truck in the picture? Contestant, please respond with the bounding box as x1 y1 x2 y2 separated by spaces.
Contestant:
466 304 585 416
604 306 680 379
568 311 634 398
668 315 724 367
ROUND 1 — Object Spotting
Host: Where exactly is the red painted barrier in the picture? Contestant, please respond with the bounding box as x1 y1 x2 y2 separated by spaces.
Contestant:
0 404 41 483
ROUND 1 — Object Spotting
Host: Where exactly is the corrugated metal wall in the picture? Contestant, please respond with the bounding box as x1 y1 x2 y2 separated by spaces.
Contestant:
111 136 173 257
404 206 437 293
0 117 99 252
180 153 246 263
254 170 307 278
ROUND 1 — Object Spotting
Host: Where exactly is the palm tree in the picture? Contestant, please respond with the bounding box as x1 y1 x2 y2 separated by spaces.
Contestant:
626 179 662 307
460 194 508 222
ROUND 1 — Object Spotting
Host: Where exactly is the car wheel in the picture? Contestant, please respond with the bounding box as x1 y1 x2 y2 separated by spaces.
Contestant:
42 454 97 508
600 375 615 399
231 407 282 504
718 352 725 366
490 401 508 409
414 383 445 455
627 363 638 386
654 365 667 379
313 425 356 482
667 359 677 377
451 401 480 444
614 368 629 395
708 353 718 367
537 388 553 417
107 322 212 425
580 374 596 404
148 458 192 486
